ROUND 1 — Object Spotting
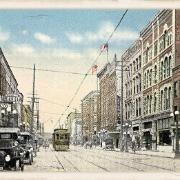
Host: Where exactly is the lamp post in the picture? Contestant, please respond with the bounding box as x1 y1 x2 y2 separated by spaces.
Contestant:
170 111 179 156
123 122 131 152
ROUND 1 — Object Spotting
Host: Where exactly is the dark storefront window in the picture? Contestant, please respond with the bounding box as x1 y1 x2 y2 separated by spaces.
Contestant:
144 122 152 129
133 126 139 131
159 130 171 145
158 118 171 146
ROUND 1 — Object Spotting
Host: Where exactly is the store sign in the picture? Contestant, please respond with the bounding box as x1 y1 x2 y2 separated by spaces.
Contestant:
0 94 21 103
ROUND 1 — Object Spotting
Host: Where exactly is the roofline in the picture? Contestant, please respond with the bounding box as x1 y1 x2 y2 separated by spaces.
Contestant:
0 48 18 86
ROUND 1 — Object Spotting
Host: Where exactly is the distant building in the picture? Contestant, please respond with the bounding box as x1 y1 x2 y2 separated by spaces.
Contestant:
81 90 99 142
0 48 23 128
22 104 32 132
65 111 82 144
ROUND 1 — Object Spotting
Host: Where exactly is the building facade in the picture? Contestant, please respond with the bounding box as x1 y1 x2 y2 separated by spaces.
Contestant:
0 48 23 128
123 39 142 144
123 10 180 152
65 111 82 144
81 90 99 142
97 56 121 148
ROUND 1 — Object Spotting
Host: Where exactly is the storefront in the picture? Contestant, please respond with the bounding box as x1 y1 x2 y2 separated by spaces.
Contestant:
142 122 152 150
157 118 173 152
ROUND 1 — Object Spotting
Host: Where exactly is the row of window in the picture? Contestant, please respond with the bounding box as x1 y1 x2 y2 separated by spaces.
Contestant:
125 55 141 79
143 27 172 65
143 87 171 116
143 55 171 90
125 74 141 97
125 97 142 120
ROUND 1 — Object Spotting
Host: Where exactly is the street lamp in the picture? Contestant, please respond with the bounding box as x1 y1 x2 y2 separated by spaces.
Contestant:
123 122 131 152
170 111 179 156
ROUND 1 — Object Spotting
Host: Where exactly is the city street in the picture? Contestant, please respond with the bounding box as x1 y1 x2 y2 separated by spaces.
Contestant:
25 146 180 173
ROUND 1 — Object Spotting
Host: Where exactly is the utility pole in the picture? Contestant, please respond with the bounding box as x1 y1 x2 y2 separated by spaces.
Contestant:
120 57 124 151
31 64 36 135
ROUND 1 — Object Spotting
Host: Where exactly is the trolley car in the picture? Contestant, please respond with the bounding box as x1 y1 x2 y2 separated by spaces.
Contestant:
52 129 70 151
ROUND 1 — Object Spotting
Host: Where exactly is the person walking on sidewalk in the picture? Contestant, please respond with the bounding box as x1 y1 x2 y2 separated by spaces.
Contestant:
132 135 136 153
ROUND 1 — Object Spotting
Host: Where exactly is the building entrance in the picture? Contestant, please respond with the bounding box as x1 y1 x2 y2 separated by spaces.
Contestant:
143 131 152 150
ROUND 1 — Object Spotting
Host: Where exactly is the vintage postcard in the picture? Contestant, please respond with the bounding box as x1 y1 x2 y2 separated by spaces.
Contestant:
0 1 180 180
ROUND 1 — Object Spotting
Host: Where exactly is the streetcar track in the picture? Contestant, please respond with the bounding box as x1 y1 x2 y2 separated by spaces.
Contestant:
70 152 110 172
60 153 80 172
76 148 175 172
50 147 65 171
71 150 143 172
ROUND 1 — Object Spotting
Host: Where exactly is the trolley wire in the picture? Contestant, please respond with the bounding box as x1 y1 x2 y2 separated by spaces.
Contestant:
10 65 94 76
53 9 128 129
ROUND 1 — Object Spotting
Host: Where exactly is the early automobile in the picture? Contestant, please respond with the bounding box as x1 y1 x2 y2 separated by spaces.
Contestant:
18 132 33 165
0 128 24 171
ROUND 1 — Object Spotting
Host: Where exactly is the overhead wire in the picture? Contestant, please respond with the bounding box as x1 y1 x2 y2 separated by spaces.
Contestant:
10 65 95 76
53 9 129 129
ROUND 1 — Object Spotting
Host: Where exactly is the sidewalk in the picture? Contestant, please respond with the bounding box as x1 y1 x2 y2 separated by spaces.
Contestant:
95 146 176 158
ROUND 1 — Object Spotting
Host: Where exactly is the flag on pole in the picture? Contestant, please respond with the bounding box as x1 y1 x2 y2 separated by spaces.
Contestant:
92 64 98 74
100 43 108 52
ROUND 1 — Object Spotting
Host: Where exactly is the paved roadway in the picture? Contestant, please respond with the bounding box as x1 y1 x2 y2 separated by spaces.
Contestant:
24 145 180 173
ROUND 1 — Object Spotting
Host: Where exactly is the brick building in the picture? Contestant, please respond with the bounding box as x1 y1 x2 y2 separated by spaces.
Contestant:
97 56 121 148
81 90 99 142
0 48 23 128
123 39 142 141
123 9 180 152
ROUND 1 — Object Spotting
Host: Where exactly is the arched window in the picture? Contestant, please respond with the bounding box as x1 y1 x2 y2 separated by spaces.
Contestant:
144 73 147 89
136 99 138 117
167 55 171 77
161 61 164 80
144 97 146 115
139 97 141 116
161 90 163 110
164 57 168 79
147 70 149 87
150 69 152 86
163 30 168 49
147 95 149 114
150 95 152 114
168 87 171 109
164 87 168 110
154 92 157 112
154 65 157 83
136 58 139 70
136 76 139 93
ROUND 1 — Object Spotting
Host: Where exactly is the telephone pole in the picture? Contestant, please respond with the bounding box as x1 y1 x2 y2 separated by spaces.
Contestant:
31 64 36 135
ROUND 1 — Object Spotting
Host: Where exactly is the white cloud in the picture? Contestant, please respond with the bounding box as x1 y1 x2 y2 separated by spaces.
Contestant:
65 32 83 44
9 43 35 56
34 32 56 44
22 30 28 35
66 21 138 44
0 28 10 42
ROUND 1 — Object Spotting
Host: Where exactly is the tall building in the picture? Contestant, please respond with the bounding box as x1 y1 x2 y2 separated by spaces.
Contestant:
123 9 180 152
123 39 142 141
97 55 121 148
81 90 99 142
0 48 23 128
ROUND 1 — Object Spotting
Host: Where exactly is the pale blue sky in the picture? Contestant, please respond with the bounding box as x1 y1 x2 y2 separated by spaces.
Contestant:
0 9 159 132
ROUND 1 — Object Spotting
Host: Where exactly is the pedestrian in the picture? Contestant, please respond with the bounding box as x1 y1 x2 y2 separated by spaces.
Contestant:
131 135 136 153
